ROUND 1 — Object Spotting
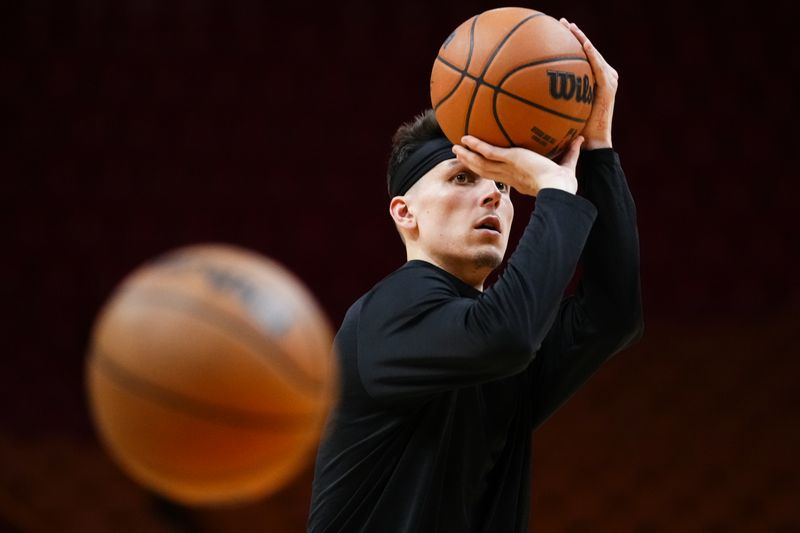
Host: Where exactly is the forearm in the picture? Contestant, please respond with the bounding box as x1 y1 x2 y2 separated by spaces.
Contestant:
482 189 599 355
575 149 642 333
528 149 642 429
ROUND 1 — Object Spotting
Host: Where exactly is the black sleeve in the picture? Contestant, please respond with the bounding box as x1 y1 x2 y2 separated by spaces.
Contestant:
357 189 598 403
529 149 644 429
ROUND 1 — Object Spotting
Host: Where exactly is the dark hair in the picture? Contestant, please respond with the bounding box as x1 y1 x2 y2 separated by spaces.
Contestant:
386 109 446 194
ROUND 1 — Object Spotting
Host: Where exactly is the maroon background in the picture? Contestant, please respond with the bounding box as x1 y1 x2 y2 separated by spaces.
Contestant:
2 0 799 531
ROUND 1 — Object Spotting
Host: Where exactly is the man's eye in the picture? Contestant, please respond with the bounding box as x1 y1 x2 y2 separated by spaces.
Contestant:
453 173 470 184
495 181 508 193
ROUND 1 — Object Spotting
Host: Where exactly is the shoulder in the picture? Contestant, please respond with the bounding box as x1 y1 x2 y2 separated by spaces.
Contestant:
353 261 473 329
367 260 470 307
336 263 440 320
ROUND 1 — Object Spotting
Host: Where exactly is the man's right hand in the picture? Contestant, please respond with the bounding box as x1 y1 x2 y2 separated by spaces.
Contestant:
452 135 583 197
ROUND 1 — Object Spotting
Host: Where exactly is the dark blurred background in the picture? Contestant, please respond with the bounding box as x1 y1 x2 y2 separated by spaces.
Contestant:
2 0 798 531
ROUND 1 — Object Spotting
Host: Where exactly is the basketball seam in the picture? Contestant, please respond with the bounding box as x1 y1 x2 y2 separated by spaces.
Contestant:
433 15 478 112
495 55 594 121
492 91 515 145
464 13 544 136
493 55 592 143
496 55 589 81
92 352 320 430
439 54 590 126
495 81 589 123
437 54 589 81
121 286 324 393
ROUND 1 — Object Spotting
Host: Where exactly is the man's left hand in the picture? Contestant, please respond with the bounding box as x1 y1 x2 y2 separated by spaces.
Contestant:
560 18 619 150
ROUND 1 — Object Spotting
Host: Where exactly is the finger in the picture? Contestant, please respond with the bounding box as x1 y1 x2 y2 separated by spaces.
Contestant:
452 145 506 176
567 24 610 80
564 21 610 75
582 37 615 75
559 17 570 29
583 41 602 77
582 39 616 83
460 135 512 162
583 38 606 65
559 136 584 172
569 22 589 46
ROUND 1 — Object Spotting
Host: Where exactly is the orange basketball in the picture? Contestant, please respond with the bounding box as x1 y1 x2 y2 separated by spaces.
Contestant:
85 244 337 505
431 7 594 159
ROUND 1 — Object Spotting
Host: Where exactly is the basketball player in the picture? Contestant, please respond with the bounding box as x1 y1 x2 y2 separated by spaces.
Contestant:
308 20 642 532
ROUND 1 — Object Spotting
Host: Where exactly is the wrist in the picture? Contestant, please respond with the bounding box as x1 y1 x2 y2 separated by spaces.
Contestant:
536 176 577 196
582 137 612 150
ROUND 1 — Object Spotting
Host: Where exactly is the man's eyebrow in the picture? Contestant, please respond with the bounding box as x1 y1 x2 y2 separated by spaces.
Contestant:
445 159 471 172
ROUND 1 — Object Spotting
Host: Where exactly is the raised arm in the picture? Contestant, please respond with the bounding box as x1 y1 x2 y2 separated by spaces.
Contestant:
528 19 643 429
529 149 643 428
358 139 598 403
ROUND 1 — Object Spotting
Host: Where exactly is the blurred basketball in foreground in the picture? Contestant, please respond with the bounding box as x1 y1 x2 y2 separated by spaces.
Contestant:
86 244 337 505
431 7 594 158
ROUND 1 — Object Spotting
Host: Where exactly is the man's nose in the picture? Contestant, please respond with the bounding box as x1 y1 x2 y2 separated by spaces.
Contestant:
480 181 501 207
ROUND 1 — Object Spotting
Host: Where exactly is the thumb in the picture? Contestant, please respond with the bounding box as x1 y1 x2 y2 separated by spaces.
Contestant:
559 135 584 172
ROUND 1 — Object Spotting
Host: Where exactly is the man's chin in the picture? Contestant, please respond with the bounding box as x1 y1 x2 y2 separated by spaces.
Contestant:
473 251 503 271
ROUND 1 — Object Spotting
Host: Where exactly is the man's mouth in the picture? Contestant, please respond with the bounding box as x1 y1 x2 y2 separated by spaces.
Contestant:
475 216 501 234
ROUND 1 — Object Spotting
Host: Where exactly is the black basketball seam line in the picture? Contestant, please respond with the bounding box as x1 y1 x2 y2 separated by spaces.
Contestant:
492 90 515 145
492 55 590 143
497 90 588 123
497 56 592 89
495 56 592 124
100 403 317 488
120 286 324 394
462 12 488 136
92 352 321 430
501 56 590 72
127 287 323 392
433 15 478 112
464 13 544 137
433 59 466 112
436 54 590 125
437 54 588 80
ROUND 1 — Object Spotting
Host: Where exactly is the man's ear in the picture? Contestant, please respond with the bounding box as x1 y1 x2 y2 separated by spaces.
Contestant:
389 196 416 232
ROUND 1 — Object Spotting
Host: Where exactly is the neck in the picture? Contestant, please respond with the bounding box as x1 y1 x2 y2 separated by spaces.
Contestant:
406 248 488 291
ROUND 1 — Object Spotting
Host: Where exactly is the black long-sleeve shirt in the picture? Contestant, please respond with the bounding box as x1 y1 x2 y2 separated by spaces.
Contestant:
308 149 643 533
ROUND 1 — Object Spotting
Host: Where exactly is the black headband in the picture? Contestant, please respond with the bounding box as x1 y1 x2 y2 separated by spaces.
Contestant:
389 137 455 197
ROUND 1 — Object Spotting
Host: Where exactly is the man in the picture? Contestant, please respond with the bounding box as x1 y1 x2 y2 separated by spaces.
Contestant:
308 19 642 533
